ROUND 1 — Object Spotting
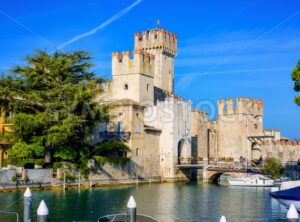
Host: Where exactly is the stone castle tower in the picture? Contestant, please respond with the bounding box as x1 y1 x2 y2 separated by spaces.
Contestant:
214 98 264 161
134 29 177 93
111 50 155 104
111 28 177 104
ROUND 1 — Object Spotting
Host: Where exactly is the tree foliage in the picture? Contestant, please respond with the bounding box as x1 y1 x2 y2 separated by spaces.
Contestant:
1 50 109 165
94 140 129 155
262 157 283 179
292 60 300 106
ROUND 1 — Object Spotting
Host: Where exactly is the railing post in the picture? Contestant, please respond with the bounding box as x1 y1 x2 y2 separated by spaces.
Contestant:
127 196 136 222
24 187 32 222
37 200 49 222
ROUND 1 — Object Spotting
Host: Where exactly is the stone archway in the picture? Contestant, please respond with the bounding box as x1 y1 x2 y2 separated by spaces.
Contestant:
178 139 188 165
251 142 261 161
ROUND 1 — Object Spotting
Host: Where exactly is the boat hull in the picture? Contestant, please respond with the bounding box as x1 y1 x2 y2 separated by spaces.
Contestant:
270 186 300 211
228 175 274 187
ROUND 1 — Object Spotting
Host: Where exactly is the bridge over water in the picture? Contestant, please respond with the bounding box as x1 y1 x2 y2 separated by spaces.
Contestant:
177 158 300 182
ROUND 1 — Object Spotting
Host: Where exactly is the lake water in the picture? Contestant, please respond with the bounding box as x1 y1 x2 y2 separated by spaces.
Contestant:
0 182 292 222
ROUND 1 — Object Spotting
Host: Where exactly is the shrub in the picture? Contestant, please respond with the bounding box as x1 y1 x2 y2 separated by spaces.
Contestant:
262 157 283 179
11 175 17 182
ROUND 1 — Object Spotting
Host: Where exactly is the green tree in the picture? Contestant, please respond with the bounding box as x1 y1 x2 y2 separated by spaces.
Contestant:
292 60 300 106
0 50 109 165
262 157 283 179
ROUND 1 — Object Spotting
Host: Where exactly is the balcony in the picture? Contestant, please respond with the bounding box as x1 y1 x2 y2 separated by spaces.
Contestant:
99 132 131 141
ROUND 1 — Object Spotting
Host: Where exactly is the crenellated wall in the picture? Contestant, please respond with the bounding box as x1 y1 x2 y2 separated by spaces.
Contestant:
134 28 177 93
210 97 264 161
134 29 177 55
111 50 155 104
112 50 155 77
218 97 264 116
261 140 300 162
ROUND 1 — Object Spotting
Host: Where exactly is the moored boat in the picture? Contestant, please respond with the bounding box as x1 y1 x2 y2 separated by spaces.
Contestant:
227 174 274 187
270 180 300 211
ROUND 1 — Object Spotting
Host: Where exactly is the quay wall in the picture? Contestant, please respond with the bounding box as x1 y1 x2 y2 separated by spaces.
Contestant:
0 161 163 191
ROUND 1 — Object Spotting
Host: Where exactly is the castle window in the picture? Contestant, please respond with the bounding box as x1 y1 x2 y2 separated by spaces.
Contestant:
124 84 128 90
136 113 139 117
136 148 139 156
254 123 258 129
146 31 150 40
155 33 158 39
135 121 141 133
147 84 150 91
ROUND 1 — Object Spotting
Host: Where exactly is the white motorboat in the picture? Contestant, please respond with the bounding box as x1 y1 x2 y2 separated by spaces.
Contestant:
227 174 274 187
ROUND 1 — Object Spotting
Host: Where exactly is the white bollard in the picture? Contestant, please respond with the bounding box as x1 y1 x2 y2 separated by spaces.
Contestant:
127 196 137 222
24 187 32 222
37 200 49 222
220 215 227 222
287 204 299 220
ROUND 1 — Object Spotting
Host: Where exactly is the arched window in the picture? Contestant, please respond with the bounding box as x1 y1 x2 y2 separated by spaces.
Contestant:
124 84 128 90
146 31 150 40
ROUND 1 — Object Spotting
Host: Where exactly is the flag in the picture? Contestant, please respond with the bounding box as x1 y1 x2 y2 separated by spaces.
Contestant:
157 20 162 26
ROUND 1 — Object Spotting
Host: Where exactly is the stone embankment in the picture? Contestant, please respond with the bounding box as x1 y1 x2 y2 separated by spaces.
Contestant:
0 162 163 192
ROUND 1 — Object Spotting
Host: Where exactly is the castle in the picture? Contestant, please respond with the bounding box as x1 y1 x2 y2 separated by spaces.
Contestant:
94 28 300 180
1 28 297 180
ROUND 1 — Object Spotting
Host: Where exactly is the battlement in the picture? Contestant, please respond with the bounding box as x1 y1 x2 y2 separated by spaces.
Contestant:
112 50 155 77
261 140 300 146
134 29 177 56
218 97 264 116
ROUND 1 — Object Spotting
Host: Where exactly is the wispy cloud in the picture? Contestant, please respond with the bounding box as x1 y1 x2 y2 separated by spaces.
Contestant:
57 0 143 50
0 9 54 47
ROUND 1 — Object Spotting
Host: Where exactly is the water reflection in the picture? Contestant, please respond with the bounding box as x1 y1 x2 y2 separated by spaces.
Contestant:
0 182 292 222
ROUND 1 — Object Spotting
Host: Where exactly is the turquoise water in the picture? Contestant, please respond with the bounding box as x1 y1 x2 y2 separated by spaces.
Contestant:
0 182 291 222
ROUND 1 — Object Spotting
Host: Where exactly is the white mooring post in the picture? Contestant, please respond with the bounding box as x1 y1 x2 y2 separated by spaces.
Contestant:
24 187 32 222
287 204 299 221
78 171 81 189
89 172 92 189
220 215 227 222
63 169 66 191
127 196 137 222
37 200 49 222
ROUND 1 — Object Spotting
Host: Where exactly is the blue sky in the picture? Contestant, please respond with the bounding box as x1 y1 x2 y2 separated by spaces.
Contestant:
1 0 300 139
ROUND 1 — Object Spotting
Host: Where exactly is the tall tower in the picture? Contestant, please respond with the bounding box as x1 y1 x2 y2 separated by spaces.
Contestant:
134 29 177 93
111 50 155 104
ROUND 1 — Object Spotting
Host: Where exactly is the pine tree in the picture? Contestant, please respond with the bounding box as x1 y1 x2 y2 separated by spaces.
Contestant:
0 50 109 166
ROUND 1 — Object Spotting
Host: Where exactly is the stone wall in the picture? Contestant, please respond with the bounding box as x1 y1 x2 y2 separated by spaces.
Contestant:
191 109 208 160
0 169 53 185
261 140 300 162
0 169 16 184
27 169 53 183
